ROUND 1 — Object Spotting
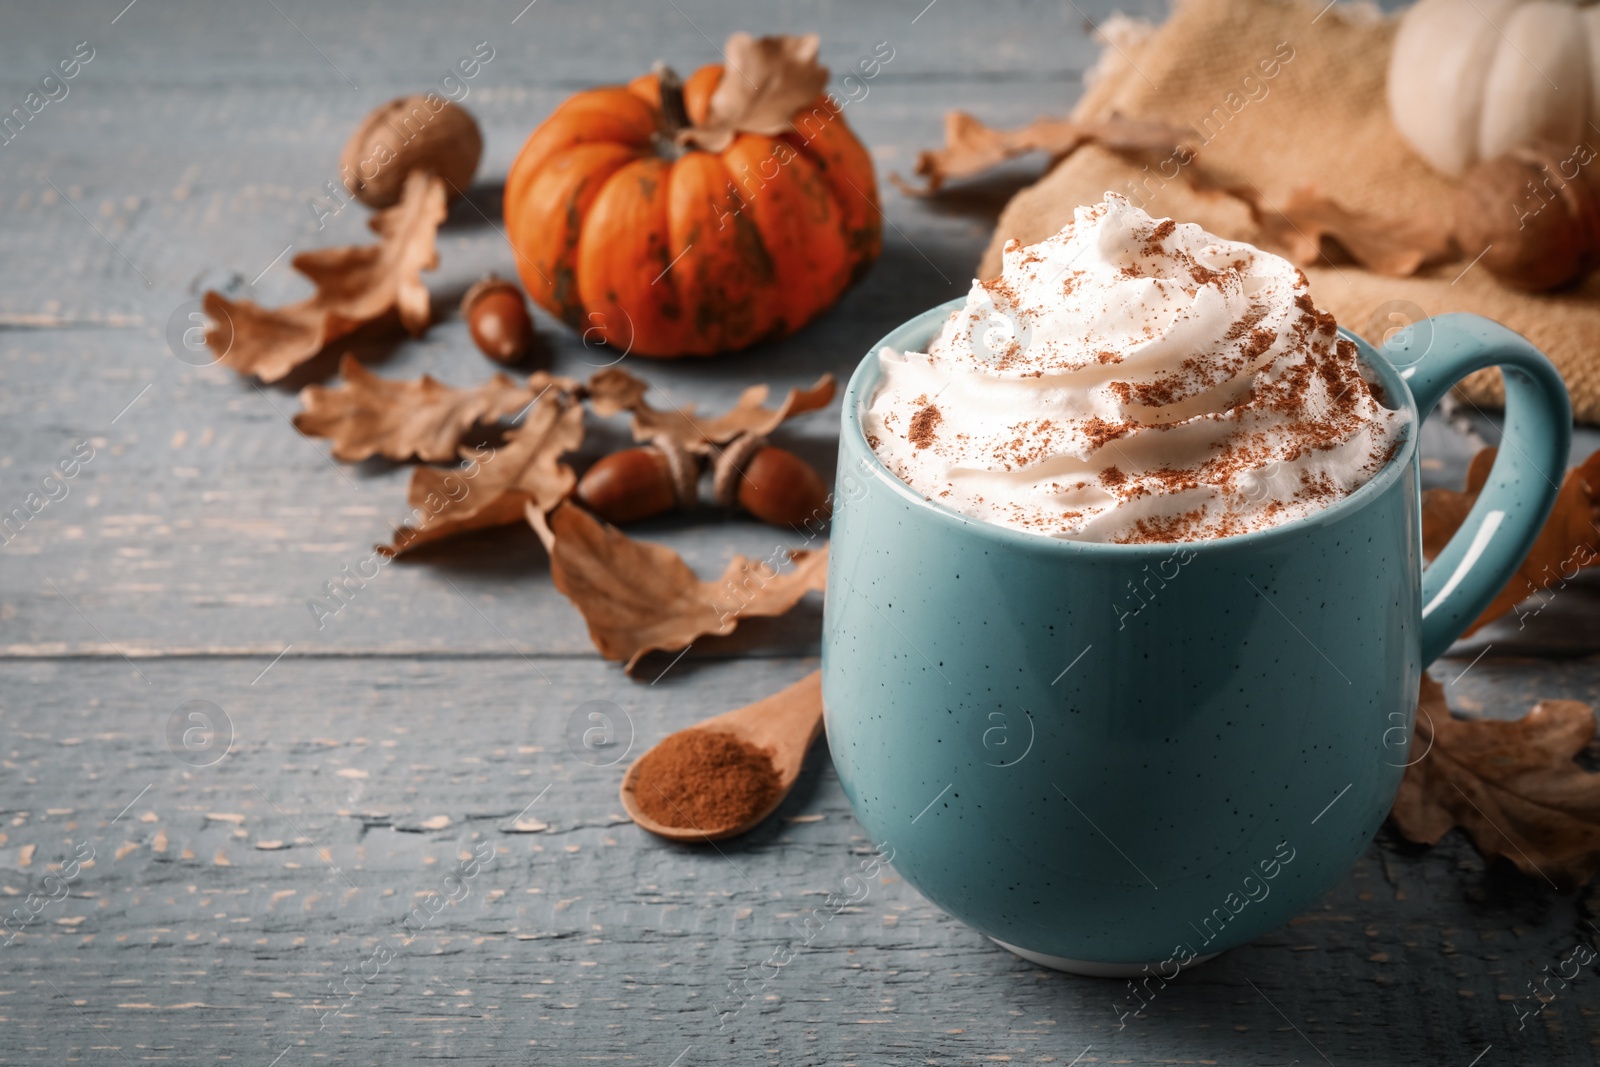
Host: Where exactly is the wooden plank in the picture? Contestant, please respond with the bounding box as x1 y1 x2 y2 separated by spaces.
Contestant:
6 341 1588 659
2 655 1598 1064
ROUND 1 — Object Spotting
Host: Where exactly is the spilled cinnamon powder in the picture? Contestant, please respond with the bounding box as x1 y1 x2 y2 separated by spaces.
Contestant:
631 729 781 831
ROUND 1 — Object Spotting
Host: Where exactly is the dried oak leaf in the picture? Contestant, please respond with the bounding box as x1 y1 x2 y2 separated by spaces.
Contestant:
1234 183 1454 278
382 377 583 556
891 110 1196 196
293 354 536 462
1420 447 1600 633
204 171 447 383
1420 449 1493 563
678 33 829 154
584 367 651 417
586 367 835 453
1392 674 1600 888
533 501 827 672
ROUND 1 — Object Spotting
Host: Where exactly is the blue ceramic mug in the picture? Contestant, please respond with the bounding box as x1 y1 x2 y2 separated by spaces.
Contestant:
821 301 1570 977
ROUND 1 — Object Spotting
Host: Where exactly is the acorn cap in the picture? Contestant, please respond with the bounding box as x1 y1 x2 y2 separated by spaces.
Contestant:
460 274 521 316
654 434 701 510
712 433 766 507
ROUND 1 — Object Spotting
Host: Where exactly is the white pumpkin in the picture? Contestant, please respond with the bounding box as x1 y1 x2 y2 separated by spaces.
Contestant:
1387 0 1600 176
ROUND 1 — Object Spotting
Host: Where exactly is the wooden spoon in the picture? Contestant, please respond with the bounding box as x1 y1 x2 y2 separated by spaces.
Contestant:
620 670 823 842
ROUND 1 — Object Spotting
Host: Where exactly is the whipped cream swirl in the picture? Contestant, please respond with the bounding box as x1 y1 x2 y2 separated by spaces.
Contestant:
864 194 1408 543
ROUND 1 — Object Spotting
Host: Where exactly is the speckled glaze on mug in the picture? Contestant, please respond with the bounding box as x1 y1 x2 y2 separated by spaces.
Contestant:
821 300 1570 974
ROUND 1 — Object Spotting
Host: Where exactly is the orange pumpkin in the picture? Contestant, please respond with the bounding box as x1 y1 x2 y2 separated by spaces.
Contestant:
503 63 881 357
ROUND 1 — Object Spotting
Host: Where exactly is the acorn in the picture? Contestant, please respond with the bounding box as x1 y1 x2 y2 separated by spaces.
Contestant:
575 437 700 524
461 275 536 364
713 434 831 529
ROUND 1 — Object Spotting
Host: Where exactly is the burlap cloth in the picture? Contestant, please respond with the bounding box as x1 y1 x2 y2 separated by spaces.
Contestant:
978 0 1600 422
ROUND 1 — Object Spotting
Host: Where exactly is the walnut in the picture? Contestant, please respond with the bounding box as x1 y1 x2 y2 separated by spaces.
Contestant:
339 94 482 209
1454 139 1600 292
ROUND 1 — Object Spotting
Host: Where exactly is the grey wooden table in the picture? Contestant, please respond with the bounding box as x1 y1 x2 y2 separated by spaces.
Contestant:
4 1 1600 1063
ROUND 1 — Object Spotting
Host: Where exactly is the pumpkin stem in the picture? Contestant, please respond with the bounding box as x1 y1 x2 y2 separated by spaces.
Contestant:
654 61 692 143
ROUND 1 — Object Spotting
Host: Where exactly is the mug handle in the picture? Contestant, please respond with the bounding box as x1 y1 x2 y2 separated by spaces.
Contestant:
1383 313 1571 665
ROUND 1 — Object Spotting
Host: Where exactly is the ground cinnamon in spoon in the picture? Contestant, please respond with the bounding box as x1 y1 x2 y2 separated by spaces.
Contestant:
631 729 782 831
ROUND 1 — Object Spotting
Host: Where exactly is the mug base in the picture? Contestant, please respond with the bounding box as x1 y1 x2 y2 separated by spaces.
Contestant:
992 937 1220 977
